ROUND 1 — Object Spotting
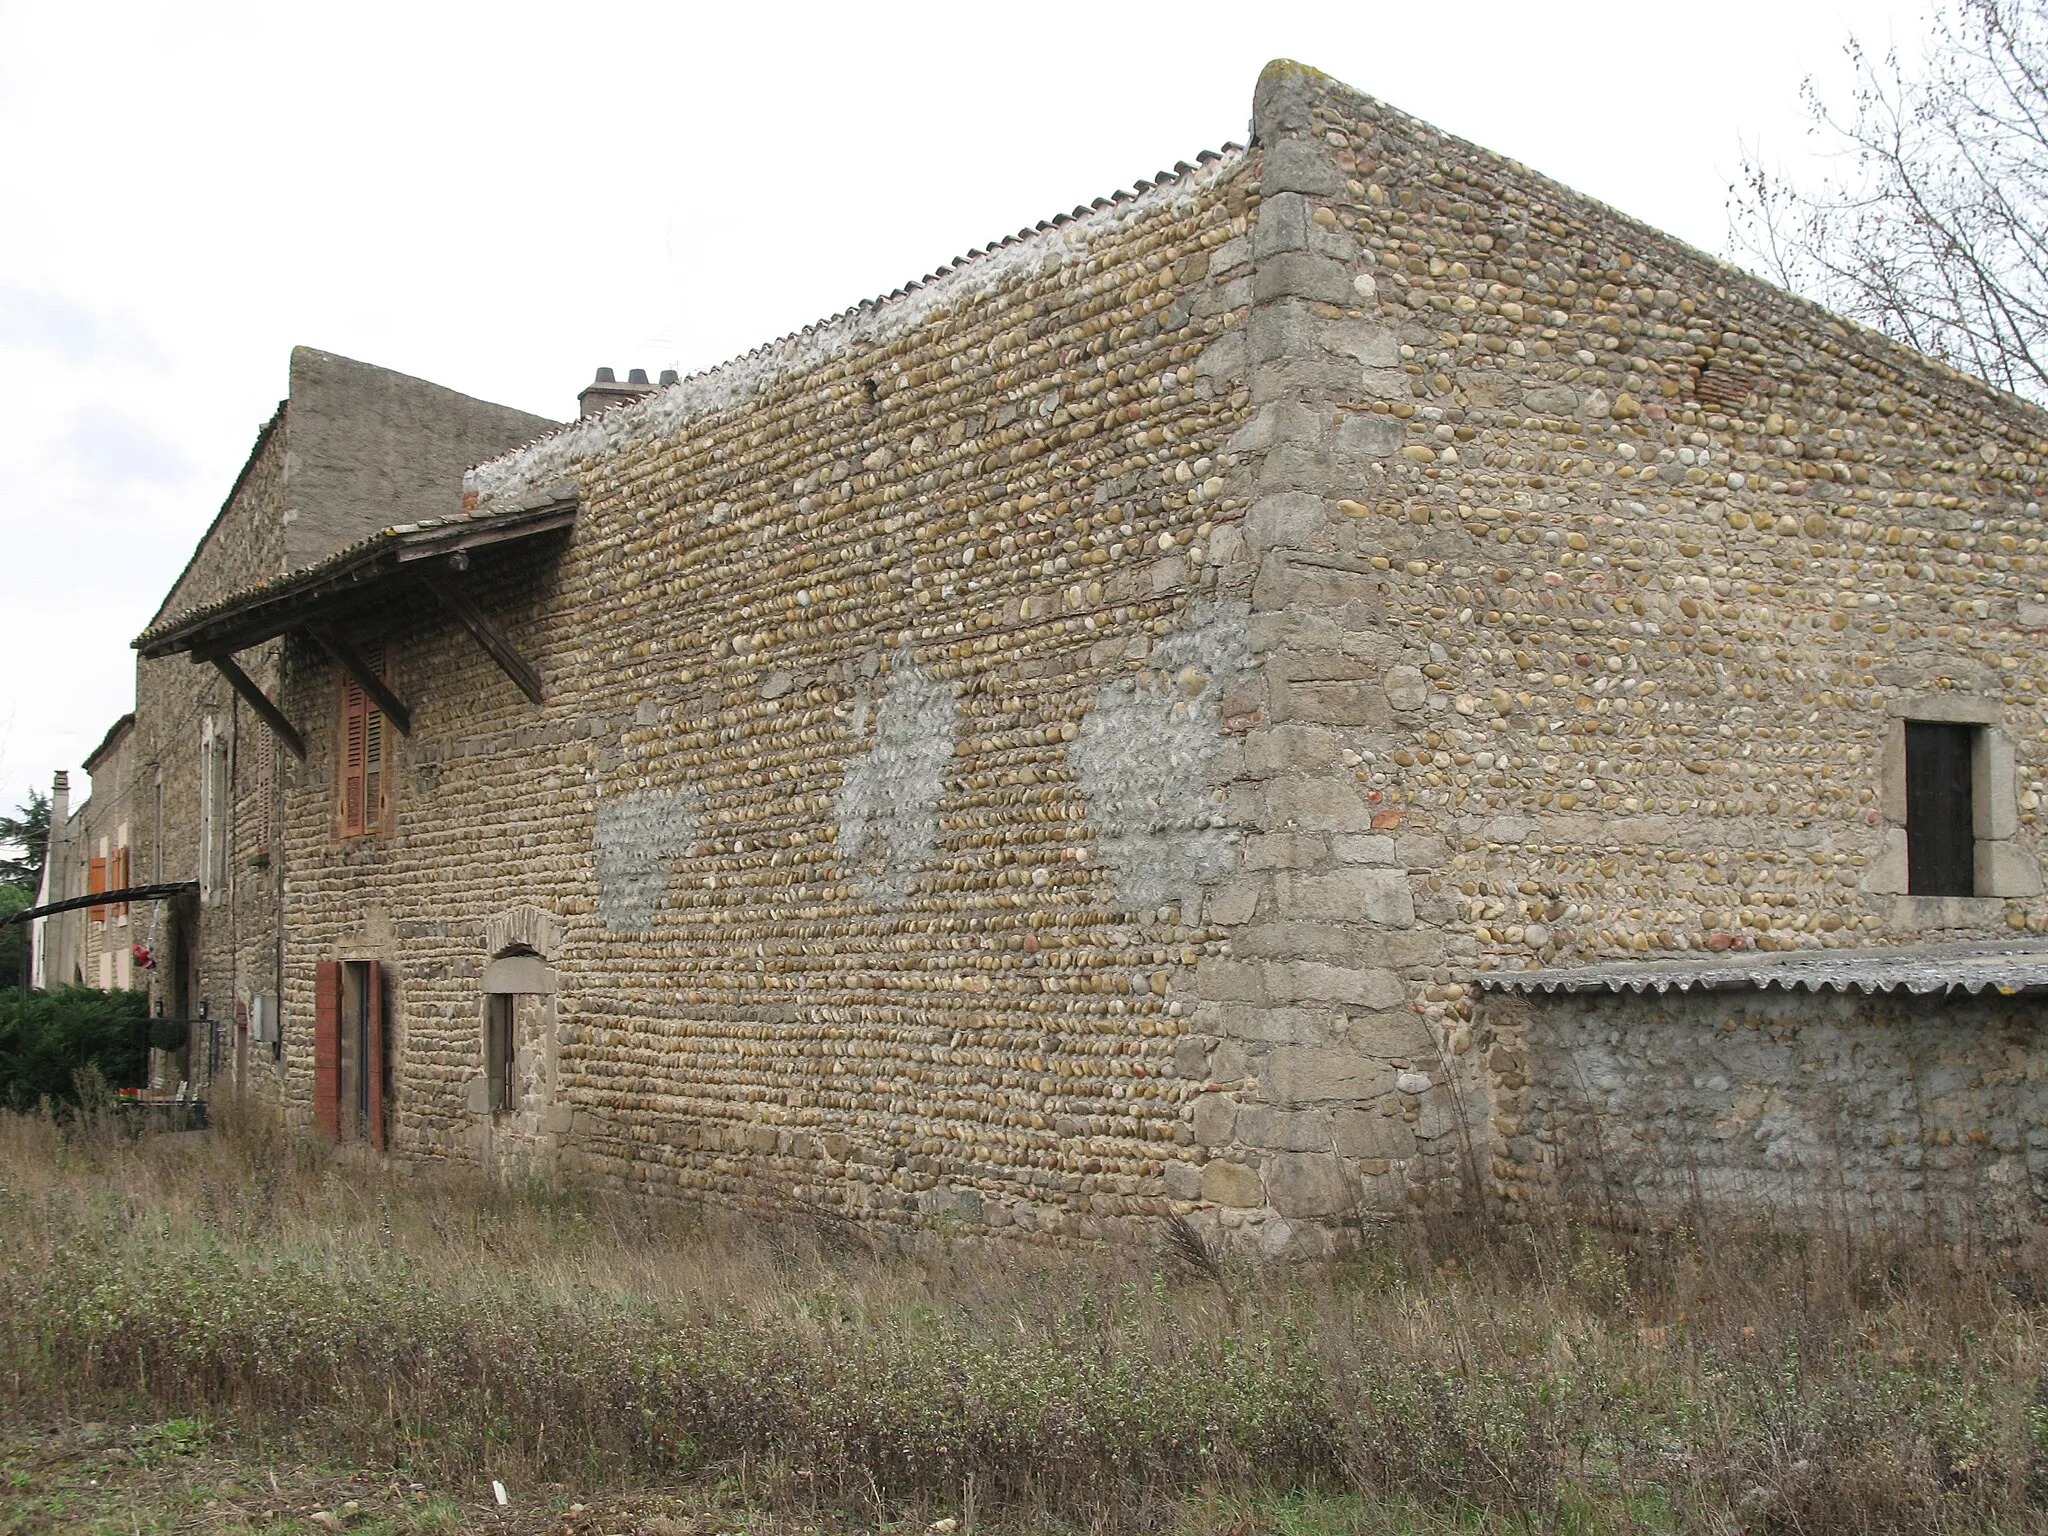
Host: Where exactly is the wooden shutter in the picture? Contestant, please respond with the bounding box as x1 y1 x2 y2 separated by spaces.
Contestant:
255 723 274 851
337 647 387 837
367 960 386 1151
87 855 108 921
364 699 385 832
1907 722 1977 897
313 959 342 1139
340 679 369 836
110 846 129 920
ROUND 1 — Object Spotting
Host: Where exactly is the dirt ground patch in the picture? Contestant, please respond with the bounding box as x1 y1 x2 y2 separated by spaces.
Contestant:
0 1417 810 1536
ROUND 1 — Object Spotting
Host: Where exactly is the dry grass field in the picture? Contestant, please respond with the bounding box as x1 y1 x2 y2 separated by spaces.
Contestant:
3 1098 2047 1534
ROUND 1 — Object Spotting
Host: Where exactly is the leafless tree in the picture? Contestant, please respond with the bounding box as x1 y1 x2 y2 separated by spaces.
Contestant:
1731 0 2048 404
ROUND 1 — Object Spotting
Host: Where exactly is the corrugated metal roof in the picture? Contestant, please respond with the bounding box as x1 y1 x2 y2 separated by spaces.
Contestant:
1475 940 2048 997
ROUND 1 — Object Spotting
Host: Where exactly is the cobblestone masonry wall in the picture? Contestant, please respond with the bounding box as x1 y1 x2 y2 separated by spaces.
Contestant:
269 152 1264 1242
1187 62 2048 1238
1499 988 2048 1239
133 411 291 1101
252 59 2048 1247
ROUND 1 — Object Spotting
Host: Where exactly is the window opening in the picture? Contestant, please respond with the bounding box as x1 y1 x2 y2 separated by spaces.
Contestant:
485 994 515 1113
199 719 230 901
109 842 130 923
1906 721 1977 897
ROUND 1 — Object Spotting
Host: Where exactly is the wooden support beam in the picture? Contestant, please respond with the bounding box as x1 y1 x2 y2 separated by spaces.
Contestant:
419 572 545 706
304 624 413 735
201 652 307 759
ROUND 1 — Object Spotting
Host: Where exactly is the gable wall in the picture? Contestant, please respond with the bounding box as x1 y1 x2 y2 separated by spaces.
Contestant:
133 412 293 1098
280 348 559 569
1182 62 2048 1233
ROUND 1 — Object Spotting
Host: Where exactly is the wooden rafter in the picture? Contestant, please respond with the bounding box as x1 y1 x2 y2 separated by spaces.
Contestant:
418 572 545 706
200 652 307 760
305 623 413 735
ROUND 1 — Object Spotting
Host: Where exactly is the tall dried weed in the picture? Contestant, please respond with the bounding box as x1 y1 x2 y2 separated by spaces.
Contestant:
1 1107 2043 1532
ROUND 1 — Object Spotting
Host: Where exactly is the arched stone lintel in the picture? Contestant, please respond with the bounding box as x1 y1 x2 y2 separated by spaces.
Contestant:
484 904 562 962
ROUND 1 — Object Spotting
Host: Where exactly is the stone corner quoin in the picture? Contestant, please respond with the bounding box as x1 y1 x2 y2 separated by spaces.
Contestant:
88 56 2048 1254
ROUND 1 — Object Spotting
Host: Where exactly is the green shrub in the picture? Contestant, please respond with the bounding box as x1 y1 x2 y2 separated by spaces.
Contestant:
0 986 148 1108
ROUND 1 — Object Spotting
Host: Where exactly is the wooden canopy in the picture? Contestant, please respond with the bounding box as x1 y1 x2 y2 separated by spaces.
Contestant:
134 502 574 759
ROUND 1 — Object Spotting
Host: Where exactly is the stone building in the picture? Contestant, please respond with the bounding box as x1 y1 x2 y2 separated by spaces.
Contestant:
39 347 555 1092
105 60 2048 1246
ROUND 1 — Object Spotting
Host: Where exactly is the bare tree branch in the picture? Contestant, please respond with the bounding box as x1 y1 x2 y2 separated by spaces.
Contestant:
1732 0 2048 404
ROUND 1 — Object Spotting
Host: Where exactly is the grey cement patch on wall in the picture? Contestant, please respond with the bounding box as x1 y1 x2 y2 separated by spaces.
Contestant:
1505 987 2048 1239
592 786 701 933
1071 599 1252 915
836 649 959 904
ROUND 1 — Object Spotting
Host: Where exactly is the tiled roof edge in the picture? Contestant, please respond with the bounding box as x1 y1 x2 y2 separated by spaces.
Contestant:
463 145 1250 508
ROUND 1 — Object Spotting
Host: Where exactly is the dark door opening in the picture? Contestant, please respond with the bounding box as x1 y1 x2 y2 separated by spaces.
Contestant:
314 958 387 1148
1906 721 1977 897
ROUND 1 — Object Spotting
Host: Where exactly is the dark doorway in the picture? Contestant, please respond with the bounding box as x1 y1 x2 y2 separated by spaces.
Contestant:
315 959 387 1147
160 895 199 1088
1906 722 1977 897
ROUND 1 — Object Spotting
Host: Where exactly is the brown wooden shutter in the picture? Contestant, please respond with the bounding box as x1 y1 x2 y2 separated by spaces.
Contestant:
340 679 368 836
337 646 387 837
87 855 107 921
367 960 386 1151
110 846 129 920
313 960 342 1140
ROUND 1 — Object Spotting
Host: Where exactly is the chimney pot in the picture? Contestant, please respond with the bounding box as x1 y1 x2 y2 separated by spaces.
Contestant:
578 364 661 419
659 369 679 386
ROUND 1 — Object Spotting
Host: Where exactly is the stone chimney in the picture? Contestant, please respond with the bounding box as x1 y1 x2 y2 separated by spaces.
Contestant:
43 770 69 909
577 366 675 418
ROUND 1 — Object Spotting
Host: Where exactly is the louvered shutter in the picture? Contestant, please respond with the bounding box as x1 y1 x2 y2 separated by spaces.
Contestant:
87 855 107 921
313 960 341 1139
340 678 368 835
337 647 387 837
364 699 384 832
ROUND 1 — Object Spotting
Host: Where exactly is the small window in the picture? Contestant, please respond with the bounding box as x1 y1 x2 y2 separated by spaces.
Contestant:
1906 721 1977 896
485 994 515 1113
199 718 230 902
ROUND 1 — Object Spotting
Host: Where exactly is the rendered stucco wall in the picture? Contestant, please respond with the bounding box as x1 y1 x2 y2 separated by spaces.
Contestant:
281 348 558 569
1490 986 2048 1238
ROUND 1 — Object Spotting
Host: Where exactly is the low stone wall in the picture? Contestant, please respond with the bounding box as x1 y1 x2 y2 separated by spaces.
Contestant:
1484 986 2048 1237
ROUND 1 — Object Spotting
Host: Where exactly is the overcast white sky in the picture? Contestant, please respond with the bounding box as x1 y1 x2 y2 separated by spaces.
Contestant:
0 0 1915 813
